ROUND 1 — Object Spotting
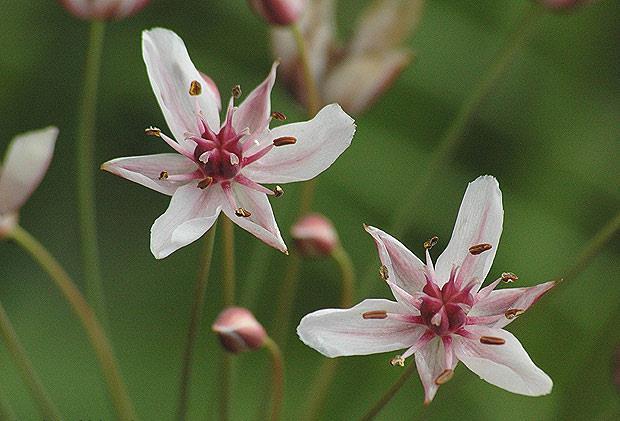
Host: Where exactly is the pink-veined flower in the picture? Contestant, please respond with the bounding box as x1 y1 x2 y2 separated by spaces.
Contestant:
101 28 355 259
0 127 58 238
298 176 554 403
58 0 149 20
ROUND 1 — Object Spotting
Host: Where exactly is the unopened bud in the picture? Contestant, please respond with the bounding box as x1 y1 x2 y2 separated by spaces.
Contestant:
212 307 267 354
248 0 307 26
536 0 595 11
59 0 150 20
291 213 339 257
0 213 18 240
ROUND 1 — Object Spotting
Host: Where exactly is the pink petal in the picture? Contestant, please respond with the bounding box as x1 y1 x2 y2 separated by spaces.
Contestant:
0 127 57 215
232 62 277 138
415 337 458 404
469 281 555 328
142 28 220 145
297 299 425 357
364 225 427 295
220 183 287 253
242 104 355 183
453 326 553 396
200 72 221 112
101 153 198 196
435 176 503 289
150 183 222 259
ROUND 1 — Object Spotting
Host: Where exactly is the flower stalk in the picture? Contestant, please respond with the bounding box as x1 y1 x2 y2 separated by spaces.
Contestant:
263 336 284 421
360 362 418 421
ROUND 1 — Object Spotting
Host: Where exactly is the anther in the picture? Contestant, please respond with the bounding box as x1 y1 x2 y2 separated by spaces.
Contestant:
362 311 388 320
501 272 519 283
230 154 239 166
479 336 506 345
379 265 389 281
189 80 202 96
145 126 161 137
273 185 284 197
232 85 242 98
434 369 454 385
235 208 252 218
197 177 213 189
424 236 439 250
468 243 493 255
271 111 287 121
159 170 169 180
273 136 297 147
390 355 405 367
505 308 525 320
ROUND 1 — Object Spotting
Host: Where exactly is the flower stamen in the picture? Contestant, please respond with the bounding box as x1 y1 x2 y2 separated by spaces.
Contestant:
501 272 519 283
235 208 252 218
273 185 283 197
424 236 438 249
273 136 297 146
145 126 161 137
362 310 388 320
271 111 287 121
434 369 454 385
505 308 525 320
469 243 493 255
390 355 405 367
379 265 389 281
197 177 213 189
189 80 202 96
479 336 506 345
159 171 169 180
232 84 242 99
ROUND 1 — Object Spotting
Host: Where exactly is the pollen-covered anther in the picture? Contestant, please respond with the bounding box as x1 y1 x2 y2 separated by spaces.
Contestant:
271 111 287 121
424 236 439 249
273 136 297 146
197 177 213 189
145 126 161 137
379 265 389 281
505 308 525 320
480 336 506 345
390 355 405 367
362 310 388 320
235 208 252 218
468 243 493 255
434 369 454 385
273 185 284 197
189 80 202 96
501 272 519 283
159 170 169 180
232 84 242 99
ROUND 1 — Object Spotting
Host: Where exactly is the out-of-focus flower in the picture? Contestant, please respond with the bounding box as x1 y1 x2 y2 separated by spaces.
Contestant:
291 213 339 257
58 0 149 20
298 176 554 403
0 127 58 238
272 0 423 115
213 307 267 353
248 0 307 26
101 28 355 259
537 0 594 11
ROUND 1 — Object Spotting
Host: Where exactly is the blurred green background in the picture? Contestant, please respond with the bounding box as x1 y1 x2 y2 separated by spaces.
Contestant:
1 0 619 419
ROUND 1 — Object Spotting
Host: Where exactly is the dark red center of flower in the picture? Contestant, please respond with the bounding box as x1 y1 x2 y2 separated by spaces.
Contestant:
193 121 244 181
419 277 474 336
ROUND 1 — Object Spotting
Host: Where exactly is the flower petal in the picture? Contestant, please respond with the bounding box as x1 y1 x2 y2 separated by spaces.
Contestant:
415 336 458 404
297 299 425 358
0 127 57 215
142 28 220 144
470 281 555 328
233 62 277 138
242 103 355 183
453 326 553 396
220 183 287 253
435 176 503 289
101 153 198 196
150 183 222 259
364 225 427 295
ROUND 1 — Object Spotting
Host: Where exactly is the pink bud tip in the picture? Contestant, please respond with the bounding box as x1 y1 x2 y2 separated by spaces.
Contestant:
537 0 594 11
0 214 18 239
58 0 150 21
212 307 267 354
291 213 339 257
248 0 306 26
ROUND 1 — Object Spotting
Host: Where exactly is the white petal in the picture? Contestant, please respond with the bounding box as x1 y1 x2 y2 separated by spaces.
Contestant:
220 183 287 253
0 127 57 215
415 337 458 403
453 326 553 396
297 299 424 358
142 28 220 144
233 63 277 137
242 104 355 183
101 153 198 196
150 183 222 259
435 176 503 289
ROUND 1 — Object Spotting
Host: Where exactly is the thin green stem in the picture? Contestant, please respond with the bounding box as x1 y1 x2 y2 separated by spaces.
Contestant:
8 225 136 421
240 243 272 308
77 20 108 329
272 254 301 346
219 218 236 421
291 24 321 116
263 337 284 421
0 300 61 420
332 246 355 308
359 3 545 297
359 363 417 421
176 227 217 421
0 384 16 421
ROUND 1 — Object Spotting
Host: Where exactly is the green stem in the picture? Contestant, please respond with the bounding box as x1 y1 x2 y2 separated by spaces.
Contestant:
291 24 321 116
332 246 355 308
8 225 137 421
0 384 16 421
359 363 417 421
0 300 61 420
359 3 545 297
240 243 272 308
77 20 108 329
272 254 301 346
263 337 284 421
176 227 217 421
219 218 236 421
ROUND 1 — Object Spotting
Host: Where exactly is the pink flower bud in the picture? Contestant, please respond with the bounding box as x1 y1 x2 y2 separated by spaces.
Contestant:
291 213 339 257
212 307 267 354
537 0 594 11
58 0 150 20
248 0 307 26
0 214 18 240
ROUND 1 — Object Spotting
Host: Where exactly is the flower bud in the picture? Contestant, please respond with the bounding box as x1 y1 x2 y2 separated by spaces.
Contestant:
536 0 594 11
248 0 307 26
58 0 150 20
212 307 267 354
0 213 18 240
291 213 339 257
